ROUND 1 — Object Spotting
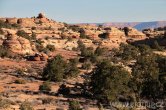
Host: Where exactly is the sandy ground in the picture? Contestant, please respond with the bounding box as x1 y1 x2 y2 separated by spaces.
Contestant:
0 49 98 110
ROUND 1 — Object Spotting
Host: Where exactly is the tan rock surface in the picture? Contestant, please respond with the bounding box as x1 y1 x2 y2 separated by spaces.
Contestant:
126 27 146 39
3 34 34 54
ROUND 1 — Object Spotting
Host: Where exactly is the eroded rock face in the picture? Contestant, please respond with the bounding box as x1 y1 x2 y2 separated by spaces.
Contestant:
17 18 36 27
98 27 127 49
3 34 34 54
105 27 126 39
41 38 78 50
124 27 146 39
0 18 6 22
0 28 17 36
79 25 103 39
6 18 18 24
143 28 165 38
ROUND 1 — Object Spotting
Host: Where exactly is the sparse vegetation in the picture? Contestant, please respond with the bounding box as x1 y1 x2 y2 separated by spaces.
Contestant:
82 60 92 70
0 46 9 58
0 20 20 29
20 100 34 110
69 100 82 110
65 58 80 78
41 97 54 104
39 81 52 92
46 44 55 52
152 40 164 51
118 43 139 61
14 79 26 84
0 97 12 109
31 32 36 40
17 30 31 40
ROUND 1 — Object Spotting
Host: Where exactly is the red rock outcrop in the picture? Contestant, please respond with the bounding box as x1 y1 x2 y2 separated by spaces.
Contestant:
3 34 34 54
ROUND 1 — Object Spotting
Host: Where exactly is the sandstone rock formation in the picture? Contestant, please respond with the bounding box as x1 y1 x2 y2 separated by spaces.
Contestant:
0 28 17 36
0 13 152 52
17 18 36 27
98 27 127 49
78 25 103 39
3 34 34 54
124 27 146 40
6 18 18 24
104 27 126 39
41 38 78 50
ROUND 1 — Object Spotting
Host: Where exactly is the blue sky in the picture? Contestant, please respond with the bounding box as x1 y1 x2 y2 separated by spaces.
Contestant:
0 0 166 23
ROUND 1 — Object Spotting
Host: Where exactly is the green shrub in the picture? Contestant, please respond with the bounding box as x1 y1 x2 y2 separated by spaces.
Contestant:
42 55 80 82
69 100 82 110
81 47 94 58
31 32 36 40
14 79 26 84
41 97 54 104
118 43 139 61
0 46 9 58
0 29 4 35
39 81 51 92
72 47 79 51
79 29 90 39
16 68 25 76
131 54 161 99
0 20 20 29
82 61 92 70
46 44 55 52
42 55 67 82
151 40 164 51
95 47 108 56
65 58 80 78
20 100 34 110
90 60 133 102
0 98 12 109
17 30 31 40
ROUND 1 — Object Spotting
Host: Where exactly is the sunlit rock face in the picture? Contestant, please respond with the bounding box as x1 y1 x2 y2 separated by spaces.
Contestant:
3 34 34 54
